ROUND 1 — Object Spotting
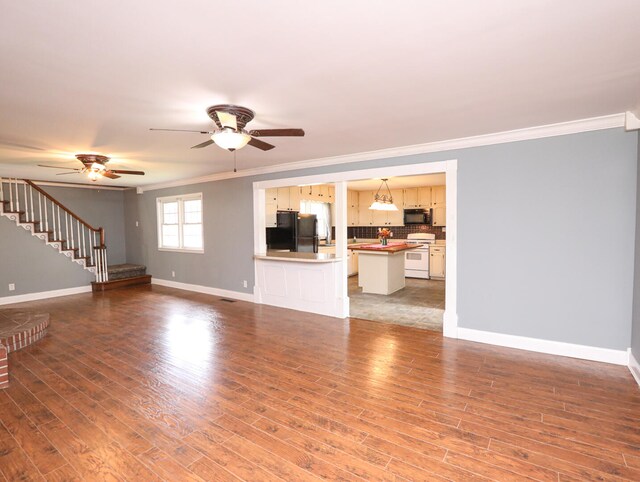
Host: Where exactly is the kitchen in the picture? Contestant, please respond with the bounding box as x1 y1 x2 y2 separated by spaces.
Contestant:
262 174 447 331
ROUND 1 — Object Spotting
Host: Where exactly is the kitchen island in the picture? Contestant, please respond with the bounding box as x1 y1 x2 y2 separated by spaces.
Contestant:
349 242 417 295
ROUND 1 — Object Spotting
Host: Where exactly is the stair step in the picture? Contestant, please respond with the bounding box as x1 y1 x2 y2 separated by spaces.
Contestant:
107 264 147 281
91 275 152 292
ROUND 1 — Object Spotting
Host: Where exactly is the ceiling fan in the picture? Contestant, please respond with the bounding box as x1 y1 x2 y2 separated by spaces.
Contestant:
150 104 305 152
39 154 145 181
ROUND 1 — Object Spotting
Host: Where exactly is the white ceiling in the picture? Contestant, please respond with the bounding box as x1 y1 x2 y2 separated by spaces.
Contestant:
1 0 639 187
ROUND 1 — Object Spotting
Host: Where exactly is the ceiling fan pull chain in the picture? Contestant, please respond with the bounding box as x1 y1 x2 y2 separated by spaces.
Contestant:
234 151 237 173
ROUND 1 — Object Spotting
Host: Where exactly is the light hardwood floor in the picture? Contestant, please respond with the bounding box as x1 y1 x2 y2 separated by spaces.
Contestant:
1 285 639 481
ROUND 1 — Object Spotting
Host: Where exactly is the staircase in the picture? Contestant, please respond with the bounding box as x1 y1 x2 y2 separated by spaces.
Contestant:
0 178 109 283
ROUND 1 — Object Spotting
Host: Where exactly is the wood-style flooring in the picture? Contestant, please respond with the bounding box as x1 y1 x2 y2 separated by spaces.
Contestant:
1 285 639 481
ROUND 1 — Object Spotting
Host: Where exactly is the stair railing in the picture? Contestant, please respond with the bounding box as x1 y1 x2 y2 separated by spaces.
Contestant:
0 178 109 282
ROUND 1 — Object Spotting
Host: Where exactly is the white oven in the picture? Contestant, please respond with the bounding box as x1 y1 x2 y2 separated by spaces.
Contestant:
404 233 435 279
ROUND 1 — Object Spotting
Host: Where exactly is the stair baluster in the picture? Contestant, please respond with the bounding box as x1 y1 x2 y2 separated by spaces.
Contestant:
0 179 109 283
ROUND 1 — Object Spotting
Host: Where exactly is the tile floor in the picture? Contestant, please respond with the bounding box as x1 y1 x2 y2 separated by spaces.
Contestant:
348 275 445 331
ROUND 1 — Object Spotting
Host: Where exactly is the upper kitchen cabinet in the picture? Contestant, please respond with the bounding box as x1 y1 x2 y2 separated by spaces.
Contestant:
277 186 301 211
403 187 430 208
266 188 278 227
300 184 333 202
417 187 431 207
432 185 446 206
347 190 359 226
357 191 375 225
431 206 446 226
403 188 418 207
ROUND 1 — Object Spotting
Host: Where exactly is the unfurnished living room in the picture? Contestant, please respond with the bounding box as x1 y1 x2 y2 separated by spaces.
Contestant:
2 1 640 480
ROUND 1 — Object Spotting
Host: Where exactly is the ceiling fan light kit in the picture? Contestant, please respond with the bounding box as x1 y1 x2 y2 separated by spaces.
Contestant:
38 153 145 182
369 178 399 211
150 104 305 153
211 128 251 150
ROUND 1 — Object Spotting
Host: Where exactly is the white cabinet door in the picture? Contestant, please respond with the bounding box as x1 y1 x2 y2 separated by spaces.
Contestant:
358 191 375 225
432 186 446 206
371 209 386 227
327 185 335 202
403 188 418 207
432 206 446 226
265 188 278 227
417 187 431 207
347 205 358 226
276 187 290 210
289 186 301 211
430 247 446 278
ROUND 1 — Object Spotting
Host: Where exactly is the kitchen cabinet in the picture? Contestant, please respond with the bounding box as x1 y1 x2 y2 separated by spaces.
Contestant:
432 185 446 206
404 187 431 208
300 184 333 202
403 188 418 208
347 190 359 226
277 186 301 211
265 188 278 227
417 187 431 207
357 191 375 225
348 249 359 276
431 206 446 226
430 246 446 279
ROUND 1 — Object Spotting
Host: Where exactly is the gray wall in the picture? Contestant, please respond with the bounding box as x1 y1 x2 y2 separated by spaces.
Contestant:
0 185 127 297
632 134 640 359
126 128 638 351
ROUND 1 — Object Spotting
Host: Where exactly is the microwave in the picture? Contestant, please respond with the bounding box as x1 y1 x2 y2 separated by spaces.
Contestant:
403 208 431 225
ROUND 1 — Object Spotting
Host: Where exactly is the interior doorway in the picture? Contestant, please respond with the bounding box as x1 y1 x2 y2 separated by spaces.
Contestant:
345 173 446 331
252 158 458 338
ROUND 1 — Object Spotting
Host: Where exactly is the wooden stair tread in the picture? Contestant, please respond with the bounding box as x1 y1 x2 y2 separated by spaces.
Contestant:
91 275 152 292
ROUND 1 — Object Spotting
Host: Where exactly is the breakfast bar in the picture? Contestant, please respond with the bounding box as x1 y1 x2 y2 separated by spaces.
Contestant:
349 242 418 295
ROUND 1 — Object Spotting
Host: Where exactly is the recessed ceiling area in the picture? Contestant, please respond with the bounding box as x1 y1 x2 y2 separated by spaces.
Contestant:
1 0 639 186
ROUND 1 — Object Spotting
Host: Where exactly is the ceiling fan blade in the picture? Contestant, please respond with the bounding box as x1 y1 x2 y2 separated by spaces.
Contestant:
110 170 145 175
102 171 121 179
150 128 213 134
248 137 276 151
38 164 79 170
216 111 237 130
191 139 215 149
55 172 81 175
248 128 305 137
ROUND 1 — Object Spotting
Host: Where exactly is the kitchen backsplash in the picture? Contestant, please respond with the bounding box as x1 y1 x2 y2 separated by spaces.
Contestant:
339 225 446 240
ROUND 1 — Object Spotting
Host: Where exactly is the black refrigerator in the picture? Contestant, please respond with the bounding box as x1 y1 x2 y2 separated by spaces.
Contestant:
268 211 318 253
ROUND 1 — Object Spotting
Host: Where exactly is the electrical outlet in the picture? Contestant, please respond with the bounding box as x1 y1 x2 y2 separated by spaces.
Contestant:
135 221 139 227
8 283 15 291
171 271 175 278
242 280 248 288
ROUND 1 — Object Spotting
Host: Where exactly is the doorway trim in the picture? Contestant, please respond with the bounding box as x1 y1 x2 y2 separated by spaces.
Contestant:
253 158 458 338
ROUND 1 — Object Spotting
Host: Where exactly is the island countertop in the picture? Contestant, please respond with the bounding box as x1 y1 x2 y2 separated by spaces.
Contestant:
349 242 418 254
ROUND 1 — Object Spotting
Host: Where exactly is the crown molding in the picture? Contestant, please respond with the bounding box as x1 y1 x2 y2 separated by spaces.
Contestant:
1 179 128 191
139 113 626 193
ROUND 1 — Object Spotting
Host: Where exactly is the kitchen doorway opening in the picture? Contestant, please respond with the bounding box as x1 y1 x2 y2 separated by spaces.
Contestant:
346 173 446 331
252 158 457 338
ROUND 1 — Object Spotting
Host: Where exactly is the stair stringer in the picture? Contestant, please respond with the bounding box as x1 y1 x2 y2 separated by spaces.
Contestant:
0 208 97 274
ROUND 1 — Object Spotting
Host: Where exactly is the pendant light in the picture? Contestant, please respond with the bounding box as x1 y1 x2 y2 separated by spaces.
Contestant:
369 178 398 211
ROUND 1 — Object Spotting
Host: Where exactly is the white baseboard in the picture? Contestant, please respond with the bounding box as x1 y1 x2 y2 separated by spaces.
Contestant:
151 278 255 303
629 349 640 387
0 285 92 306
457 327 629 366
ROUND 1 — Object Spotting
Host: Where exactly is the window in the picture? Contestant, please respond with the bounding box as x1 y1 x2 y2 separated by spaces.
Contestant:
157 193 203 252
300 200 331 239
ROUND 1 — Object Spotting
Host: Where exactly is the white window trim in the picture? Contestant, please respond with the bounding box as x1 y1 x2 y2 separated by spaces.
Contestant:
156 193 204 253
